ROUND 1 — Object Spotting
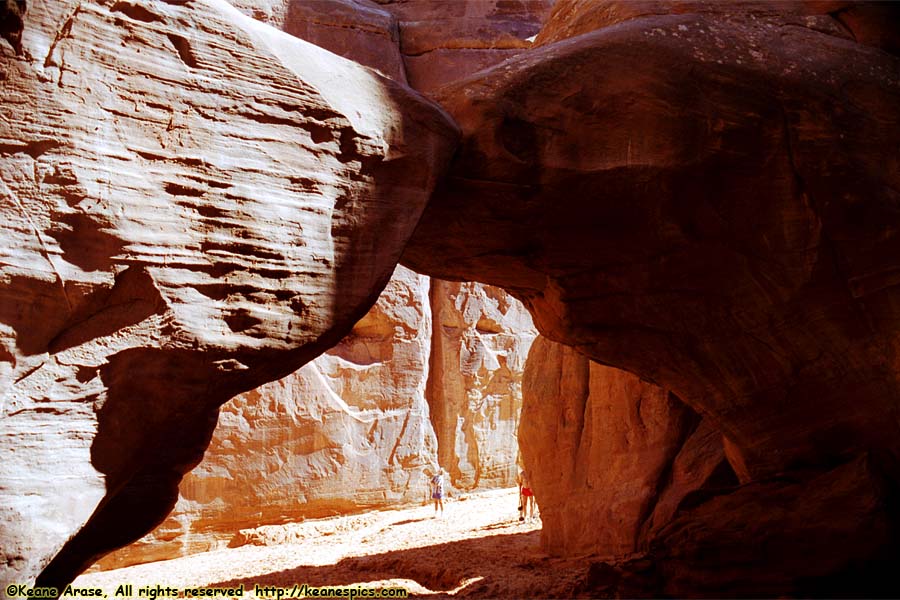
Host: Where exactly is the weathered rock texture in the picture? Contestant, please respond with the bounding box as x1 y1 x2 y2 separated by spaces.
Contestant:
0 0 456 592
429 280 536 490
520 337 732 559
226 0 406 82
377 0 554 94
226 0 557 93
95 266 438 569
536 0 900 54
404 0 900 485
95 271 536 568
403 1 900 595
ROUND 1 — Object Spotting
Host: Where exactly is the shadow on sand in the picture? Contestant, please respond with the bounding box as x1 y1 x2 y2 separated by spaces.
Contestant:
211 522 584 598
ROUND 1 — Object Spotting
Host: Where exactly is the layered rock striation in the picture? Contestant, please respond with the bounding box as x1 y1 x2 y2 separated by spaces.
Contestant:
0 0 456 592
226 0 407 82
96 270 536 568
376 0 554 94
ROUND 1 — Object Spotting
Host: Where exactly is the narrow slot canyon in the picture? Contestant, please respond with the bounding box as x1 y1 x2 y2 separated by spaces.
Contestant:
2 0 899 598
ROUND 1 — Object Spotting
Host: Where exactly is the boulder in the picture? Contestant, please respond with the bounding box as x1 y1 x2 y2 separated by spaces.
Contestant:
403 2 900 484
0 0 456 591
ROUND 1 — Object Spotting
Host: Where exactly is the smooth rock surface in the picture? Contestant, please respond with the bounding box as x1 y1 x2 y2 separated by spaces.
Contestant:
403 3 900 483
0 0 456 591
536 0 900 54
402 4 900 593
378 0 554 94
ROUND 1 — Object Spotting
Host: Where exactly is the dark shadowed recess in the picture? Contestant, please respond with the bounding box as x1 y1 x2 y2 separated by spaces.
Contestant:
0 0 26 54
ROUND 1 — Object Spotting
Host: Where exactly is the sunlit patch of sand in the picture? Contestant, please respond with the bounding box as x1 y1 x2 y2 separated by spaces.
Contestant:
75 488 587 598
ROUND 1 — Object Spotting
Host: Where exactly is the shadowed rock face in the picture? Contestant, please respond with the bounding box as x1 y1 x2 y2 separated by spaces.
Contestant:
520 338 896 595
536 0 900 54
0 0 456 591
226 0 407 82
0 0 25 53
520 336 733 560
403 3 900 594
403 4 900 482
376 0 555 95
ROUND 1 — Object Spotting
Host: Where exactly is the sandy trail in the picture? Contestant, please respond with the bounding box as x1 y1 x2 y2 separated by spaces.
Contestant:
75 488 588 598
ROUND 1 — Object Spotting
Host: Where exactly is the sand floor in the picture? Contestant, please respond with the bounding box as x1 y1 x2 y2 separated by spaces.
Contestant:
74 488 590 599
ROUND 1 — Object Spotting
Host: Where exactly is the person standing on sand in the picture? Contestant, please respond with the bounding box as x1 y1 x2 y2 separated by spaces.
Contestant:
431 467 445 518
517 469 535 521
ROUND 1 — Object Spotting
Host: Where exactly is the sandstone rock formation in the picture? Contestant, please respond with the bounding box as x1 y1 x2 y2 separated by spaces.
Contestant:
95 270 537 568
403 0 900 483
0 0 456 592
94 274 536 570
377 0 554 94
95 266 437 569
429 280 536 490
226 0 406 82
403 2 900 594
536 0 900 54
0 0 26 54
226 0 556 94
91 0 549 564
520 337 732 559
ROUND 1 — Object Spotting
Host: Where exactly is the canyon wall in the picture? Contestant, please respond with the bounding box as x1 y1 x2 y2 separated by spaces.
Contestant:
428 280 537 490
0 0 456 592
96 266 438 568
84 0 544 571
226 0 407 82
4 0 900 595
96 270 536 569
376 0 554 95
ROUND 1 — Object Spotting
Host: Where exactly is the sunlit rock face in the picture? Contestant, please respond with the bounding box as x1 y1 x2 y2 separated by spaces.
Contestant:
429 280 537 490
403 0 900 595
85 0 543 568
95 276 537 570
0 0 457 591
94 266 437 568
